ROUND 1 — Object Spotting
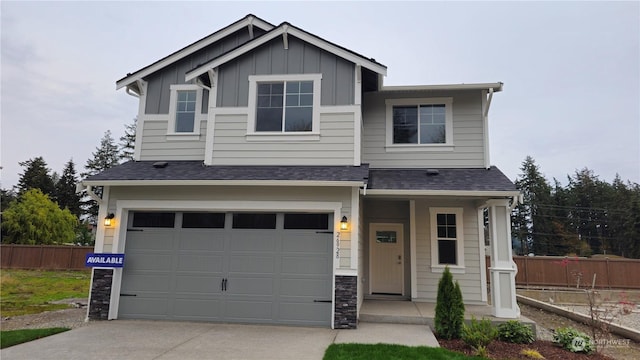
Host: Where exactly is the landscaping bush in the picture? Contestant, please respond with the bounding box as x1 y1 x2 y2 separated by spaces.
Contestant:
461 316 498 357
434 266 465 339
498 320 535 344
552 327 594 353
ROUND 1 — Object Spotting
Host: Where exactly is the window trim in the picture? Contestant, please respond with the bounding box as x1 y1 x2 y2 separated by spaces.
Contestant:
385 97 454 151
429 207 465 273
247 74 322 141
167 84 203 138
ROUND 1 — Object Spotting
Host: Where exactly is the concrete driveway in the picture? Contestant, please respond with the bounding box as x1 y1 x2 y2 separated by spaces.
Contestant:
1 320 438 360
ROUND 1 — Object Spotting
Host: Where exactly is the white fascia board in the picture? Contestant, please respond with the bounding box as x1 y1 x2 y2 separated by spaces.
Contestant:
116 17 274 90
82 179 366 187
363 189 520 197
186 25 387 81
380 83 503 93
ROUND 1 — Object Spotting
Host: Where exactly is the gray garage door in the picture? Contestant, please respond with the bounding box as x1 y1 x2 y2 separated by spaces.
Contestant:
118 212 333 327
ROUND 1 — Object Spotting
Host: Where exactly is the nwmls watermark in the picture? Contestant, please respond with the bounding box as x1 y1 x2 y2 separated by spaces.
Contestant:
571 337 631 351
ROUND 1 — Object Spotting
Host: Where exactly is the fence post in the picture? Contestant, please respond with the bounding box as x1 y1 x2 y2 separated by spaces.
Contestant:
605 257 611 290
565 257 570 287
38 245 44 269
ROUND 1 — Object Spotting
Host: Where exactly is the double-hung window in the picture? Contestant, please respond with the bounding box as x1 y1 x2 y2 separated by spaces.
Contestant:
248 74 321 138
168 84 203 137
385 98 453 149
430 207 465 272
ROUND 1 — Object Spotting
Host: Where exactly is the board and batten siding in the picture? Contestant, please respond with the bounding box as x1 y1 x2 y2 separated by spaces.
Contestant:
413 199 483 303
138 116 207 161
217 36 355 107
361 90 486 169
144 28 266 114
209 111 356 166
100 185 355 268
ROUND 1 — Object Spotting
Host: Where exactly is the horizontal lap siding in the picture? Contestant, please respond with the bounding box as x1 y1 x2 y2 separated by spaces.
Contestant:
210 112 354 166
414 199 483 303
139 119 206 160
362 90 486 168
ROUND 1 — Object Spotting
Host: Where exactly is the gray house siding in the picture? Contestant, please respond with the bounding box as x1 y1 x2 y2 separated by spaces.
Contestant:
361 90 486 168
217 36 355 107
139 120 207 160
144 28 266 114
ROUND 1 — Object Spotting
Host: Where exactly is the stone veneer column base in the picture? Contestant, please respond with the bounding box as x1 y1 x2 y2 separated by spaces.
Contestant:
334 275 357 329
88 269 113 320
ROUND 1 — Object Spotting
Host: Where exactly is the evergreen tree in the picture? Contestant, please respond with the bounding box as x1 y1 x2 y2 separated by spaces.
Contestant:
434 266 465 339
82 130 121 222
119 117 137 162
1 188 77 244
1 188 17 212
512 156 555 255
16 157 55 197
55 159 82 217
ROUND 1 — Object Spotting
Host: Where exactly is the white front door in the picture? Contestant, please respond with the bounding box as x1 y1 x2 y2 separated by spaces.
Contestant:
370 223 404 295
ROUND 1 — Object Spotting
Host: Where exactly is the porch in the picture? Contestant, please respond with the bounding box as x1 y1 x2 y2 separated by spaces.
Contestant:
359 299 536 332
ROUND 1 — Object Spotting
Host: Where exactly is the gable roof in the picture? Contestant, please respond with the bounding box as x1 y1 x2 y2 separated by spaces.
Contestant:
185 21 387 81
116 14 275 90
83 161 370 187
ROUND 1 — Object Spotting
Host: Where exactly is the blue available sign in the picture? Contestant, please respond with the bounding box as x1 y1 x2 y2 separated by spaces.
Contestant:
85 253 125 268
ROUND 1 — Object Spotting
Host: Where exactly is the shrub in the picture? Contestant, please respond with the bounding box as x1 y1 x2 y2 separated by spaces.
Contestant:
461 316 498 357
520 348 545 359
553 327 594 353
434 266 465 339
498 320 535 344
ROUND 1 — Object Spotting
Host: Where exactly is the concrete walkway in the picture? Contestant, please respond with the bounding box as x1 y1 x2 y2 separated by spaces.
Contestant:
1 320 439 360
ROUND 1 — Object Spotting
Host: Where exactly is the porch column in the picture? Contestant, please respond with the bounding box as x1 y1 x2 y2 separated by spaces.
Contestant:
487 199 519 318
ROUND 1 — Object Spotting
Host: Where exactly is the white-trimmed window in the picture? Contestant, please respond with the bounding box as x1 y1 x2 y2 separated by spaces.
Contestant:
385 98 453 150
168 84 203 136
430 207 465 272
248 74 321 140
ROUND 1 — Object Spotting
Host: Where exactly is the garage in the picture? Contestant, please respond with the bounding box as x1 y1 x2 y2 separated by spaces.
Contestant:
118 211 333 326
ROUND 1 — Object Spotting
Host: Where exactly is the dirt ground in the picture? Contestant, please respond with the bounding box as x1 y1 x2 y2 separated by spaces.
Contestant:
520 303 640 360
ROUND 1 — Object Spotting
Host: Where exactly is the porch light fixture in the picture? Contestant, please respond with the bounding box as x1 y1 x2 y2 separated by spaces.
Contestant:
104 213 115 227
340 216 348 231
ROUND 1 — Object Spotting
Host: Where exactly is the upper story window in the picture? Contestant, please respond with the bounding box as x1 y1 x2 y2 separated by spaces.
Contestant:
168 84 203 137
385 98 453 150
248 74 322 140
430 207 465 273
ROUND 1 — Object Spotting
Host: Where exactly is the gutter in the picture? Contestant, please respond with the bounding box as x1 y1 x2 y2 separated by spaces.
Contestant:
81 179 367 188
362 189 520 197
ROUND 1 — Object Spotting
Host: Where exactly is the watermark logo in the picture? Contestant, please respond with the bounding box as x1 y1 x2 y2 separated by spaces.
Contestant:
571 337 587 352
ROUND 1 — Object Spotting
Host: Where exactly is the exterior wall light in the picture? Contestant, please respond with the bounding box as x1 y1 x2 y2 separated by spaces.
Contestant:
104 213 115 227
340 216 348 231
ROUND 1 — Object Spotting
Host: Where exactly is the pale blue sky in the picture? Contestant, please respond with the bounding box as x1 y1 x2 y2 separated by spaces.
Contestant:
1 1 639 189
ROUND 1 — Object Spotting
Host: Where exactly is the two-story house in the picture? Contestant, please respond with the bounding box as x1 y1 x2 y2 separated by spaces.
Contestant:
81 14 520 329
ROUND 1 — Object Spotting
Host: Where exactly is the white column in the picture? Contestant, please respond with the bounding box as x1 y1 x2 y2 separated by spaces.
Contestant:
487 199 519 318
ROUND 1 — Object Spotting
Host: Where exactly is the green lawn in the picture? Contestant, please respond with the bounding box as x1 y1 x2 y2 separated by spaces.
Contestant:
323 344 483 360
0 327 70 349
0 270 91 317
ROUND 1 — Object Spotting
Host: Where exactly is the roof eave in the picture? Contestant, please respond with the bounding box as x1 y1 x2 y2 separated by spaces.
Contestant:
363 189 519 197
116 15 275 90
82 179 366 187
379 82 503 93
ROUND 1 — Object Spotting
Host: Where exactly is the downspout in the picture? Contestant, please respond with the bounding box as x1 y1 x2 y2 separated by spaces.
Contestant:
483 88 494 169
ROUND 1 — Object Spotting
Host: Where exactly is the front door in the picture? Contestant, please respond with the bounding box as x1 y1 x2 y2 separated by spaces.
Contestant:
370 223 404 295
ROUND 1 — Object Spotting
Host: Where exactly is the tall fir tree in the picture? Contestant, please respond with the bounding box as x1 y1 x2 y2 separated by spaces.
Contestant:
119 117 137 162
82 130 121 222
55 159 82 217
16 157 55 197
512 156 555 255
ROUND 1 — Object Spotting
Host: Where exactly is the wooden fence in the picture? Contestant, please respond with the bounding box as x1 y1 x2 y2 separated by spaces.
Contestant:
487 255 640 289
1 245 93 270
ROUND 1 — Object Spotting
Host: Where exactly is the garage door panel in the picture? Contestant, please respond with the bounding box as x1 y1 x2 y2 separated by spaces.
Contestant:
174 274 223 294
126 232 174 250
178 231 225 251
280 278 330 297
281 256 328 275
173 298 222 319
176 254 223 272
229 232 276 251
225 300 273 321
119 297 168 318
278 302 329 324
226 278 273 295
281 234 328 253
121 274 172 292
228 255 274 274
125 253 173 271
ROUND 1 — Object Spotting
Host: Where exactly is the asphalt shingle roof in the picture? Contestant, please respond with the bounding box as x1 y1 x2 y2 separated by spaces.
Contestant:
367 167 517 192
85 161 370 183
